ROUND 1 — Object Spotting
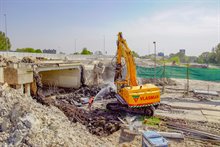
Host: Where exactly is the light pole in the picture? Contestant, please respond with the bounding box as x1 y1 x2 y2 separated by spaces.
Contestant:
103 35 105 55
4 14 8 53
74 39 77 53
153 41 156 84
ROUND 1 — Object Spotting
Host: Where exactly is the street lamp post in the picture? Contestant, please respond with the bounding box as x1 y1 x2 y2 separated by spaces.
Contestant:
74 39 77 53
103 35 105 55
153 41 156 84
4 14 8 53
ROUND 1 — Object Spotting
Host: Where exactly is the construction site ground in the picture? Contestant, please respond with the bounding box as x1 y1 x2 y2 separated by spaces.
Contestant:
0 56 220 147
158 78 220 123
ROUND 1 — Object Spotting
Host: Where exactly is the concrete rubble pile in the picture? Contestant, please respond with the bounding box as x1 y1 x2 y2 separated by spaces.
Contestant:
0 55 19 66
32 72 121 137
21 57 36 63
56 85 102 104
0 55 35 66
0 85 120 146
56 85 115 104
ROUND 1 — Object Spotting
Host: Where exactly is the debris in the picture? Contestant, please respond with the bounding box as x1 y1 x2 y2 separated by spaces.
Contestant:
158 132 184 139
93 61 105 85
166 123 220 141
80 97 89 104
2 83 8 90
142 131 169 147
0 85 126 146
56 85 102 105
21 57 36 63
54 99 121 136
0 118 10 132
193 89 219 96
0 55 18 66
118 117 127 124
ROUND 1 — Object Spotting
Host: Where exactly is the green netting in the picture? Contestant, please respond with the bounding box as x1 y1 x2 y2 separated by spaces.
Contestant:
136 65 220 82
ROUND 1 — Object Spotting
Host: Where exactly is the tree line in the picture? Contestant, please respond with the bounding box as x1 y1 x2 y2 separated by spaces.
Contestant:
1 30 220 64
196 43 220 65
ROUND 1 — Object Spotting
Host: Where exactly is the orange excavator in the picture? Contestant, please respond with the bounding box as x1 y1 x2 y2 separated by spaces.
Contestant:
106 32 160 116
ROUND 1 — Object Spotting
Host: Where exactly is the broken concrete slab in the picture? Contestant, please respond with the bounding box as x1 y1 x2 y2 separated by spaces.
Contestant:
3 67 33 85
193 89 219 96
158 132 184 139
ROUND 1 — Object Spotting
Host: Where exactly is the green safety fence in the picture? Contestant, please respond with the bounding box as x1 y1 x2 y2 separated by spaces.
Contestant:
136 65 220 82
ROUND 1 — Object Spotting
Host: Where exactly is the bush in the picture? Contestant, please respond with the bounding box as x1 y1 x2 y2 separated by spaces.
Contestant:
81 48 93 55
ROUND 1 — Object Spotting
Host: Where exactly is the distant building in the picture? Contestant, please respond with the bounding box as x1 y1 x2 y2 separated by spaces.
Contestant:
94 51 103 55
157 52 164 57
179 49 185 55
43 49 56 54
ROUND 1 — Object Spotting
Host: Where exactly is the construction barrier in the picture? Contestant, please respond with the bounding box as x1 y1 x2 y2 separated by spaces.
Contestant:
136 65 220 82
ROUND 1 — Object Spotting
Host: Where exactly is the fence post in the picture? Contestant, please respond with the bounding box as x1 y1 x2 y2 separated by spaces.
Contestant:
162 62 165 93
186 63 189 95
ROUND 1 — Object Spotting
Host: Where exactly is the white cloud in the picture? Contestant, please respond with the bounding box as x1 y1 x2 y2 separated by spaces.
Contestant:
109 6 219 56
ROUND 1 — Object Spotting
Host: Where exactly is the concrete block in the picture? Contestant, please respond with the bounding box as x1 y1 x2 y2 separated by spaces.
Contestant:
4 67 33 85
8 63 18 69
39 68 81 88
83 65 95 86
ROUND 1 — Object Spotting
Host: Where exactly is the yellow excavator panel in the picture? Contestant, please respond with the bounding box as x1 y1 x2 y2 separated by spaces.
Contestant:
119 84 160 107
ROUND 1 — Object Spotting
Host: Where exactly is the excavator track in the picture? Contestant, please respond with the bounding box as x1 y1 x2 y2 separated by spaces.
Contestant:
106 102 156 116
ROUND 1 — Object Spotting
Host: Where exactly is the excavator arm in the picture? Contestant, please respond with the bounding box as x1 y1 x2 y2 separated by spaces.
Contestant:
114 32 138 88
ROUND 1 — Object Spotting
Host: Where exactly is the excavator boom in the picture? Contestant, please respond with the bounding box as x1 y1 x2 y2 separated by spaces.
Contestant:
114 32 138 87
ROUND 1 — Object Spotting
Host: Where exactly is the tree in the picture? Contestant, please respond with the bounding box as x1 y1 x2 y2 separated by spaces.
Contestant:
215 43 220 64
168 56 180 64
0 31 11 50
196 43 220 65
131 51 139 57
197 52 209 64
81 48 93 55
16 48 42 53
35 49 42 53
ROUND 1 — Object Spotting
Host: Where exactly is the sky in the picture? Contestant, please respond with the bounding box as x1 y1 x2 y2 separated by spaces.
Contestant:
0 0 219 56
